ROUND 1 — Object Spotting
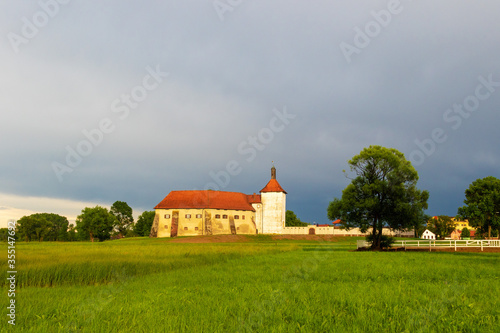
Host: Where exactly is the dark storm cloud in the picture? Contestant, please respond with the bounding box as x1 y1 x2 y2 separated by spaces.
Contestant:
0 0 499 224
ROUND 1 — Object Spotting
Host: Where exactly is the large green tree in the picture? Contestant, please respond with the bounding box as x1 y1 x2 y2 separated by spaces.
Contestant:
134 211 156 236
285 210 308 227
428 215 455 239
76 206 116 242
327 146 429 249
457 176 500 239
110 201 134 237
16 213 69 242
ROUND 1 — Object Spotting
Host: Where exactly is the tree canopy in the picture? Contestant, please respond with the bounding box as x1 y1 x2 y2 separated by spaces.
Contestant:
327 145 429 249
110 201 134 237
76 206 116 242
0 228 11 242
408 211 430 238
134 211 156 236
16 213 69 242
428 215 455 239
457 176 500 239
285 210 308 227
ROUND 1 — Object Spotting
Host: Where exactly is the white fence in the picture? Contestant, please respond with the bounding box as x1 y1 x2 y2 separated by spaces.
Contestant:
394 239 500 252
356 239 500 251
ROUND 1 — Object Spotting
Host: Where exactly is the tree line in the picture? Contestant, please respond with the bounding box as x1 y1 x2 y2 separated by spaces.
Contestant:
3 201 156 242
2 146 498 245
328 145 500 249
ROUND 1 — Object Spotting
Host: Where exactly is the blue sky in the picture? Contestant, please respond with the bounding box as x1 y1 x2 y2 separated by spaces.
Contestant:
1 1 499 227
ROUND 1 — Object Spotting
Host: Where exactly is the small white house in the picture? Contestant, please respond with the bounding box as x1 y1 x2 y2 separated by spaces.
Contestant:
421 229 436 240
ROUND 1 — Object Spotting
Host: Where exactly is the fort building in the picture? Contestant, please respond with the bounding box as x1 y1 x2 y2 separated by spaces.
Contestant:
150 166 287 237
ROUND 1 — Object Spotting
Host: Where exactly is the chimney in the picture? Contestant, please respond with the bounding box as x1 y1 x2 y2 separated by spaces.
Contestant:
271 166 276 179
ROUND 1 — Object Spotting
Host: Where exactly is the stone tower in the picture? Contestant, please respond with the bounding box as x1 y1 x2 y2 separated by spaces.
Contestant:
260 166 287 234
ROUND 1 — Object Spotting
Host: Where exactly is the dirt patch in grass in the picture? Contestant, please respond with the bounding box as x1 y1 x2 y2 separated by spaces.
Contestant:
166 234 347 243
270 235 345 242
168 235 252 243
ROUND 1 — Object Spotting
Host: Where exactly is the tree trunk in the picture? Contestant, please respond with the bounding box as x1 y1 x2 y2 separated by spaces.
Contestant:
488 225 491 239
90 231 94 243
372 217 381 249
375 229 382 249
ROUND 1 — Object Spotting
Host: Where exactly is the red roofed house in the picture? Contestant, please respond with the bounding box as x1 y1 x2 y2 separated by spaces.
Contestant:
450 229 476 240
151 166 287 237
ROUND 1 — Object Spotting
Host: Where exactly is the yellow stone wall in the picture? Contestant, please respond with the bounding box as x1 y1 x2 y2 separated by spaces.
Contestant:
155 208 256 237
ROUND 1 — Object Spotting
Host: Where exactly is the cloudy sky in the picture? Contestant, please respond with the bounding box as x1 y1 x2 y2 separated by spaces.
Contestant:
1 1 499 228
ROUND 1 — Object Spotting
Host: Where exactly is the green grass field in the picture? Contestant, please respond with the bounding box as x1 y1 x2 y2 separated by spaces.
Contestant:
2 236 499 332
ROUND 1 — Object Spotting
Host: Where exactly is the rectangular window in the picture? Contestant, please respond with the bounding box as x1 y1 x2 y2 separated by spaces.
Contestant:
223 215 228 219
196 214 202 219
242 215 245 220
164 214 170 219
215 214 221 219
234 215 239 219
184 227 188 231
195 227 199 231
185 214 191 218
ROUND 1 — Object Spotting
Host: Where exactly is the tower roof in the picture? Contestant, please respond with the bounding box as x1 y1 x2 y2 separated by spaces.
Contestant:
260 165 287 193
260 179 287 194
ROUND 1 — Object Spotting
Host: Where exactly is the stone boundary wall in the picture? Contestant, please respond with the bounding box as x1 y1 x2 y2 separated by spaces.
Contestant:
283 226 414 237
284 226 334 235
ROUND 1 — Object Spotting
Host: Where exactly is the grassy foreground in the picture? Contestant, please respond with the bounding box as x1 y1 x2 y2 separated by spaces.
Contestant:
2 236 499 332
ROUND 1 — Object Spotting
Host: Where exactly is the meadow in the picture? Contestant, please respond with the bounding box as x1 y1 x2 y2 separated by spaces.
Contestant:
2 236 499 332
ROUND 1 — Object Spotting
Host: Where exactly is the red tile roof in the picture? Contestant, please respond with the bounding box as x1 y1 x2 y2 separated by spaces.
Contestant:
247 193 262 204
155 190 256 211
260 179 287 194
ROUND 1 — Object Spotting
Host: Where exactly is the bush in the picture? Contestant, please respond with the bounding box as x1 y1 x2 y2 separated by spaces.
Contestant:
461 227 470 238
